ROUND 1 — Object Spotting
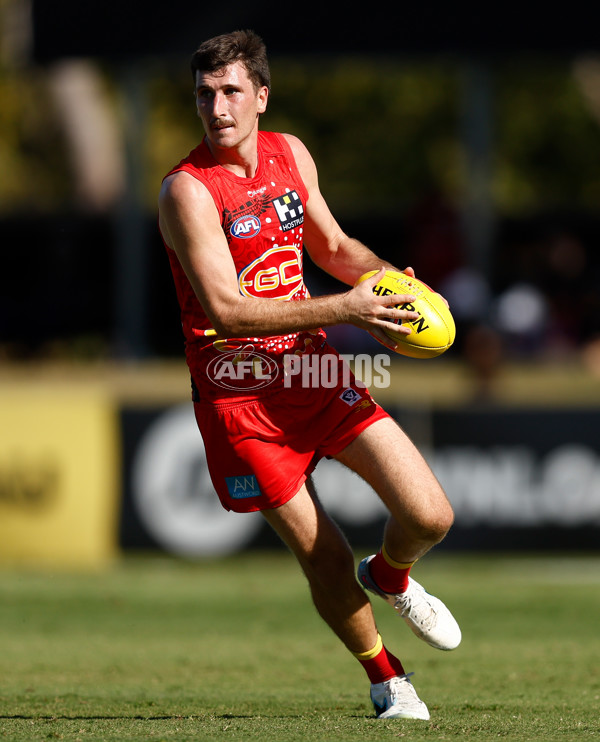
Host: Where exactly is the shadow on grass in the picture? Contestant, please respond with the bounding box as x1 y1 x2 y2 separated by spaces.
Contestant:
1 712 372 720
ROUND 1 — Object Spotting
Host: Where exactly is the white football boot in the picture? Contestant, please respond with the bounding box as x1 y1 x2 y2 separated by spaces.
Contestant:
357 555 461 651
370 674 430 720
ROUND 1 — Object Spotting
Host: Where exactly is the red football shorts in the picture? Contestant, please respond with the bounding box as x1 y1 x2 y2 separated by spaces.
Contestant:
193 370 390 513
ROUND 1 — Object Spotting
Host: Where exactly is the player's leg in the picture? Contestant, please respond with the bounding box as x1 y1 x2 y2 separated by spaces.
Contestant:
261 477 429 720
261 477 376 653
336 415 453 561
334 416 461 651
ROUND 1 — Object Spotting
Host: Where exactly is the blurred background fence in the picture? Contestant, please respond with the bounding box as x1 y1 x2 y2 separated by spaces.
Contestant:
1 1 599 567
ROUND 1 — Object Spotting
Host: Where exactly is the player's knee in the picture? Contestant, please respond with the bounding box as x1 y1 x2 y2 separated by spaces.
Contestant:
434 505 455 542
436 499 455 535
410 501 454 545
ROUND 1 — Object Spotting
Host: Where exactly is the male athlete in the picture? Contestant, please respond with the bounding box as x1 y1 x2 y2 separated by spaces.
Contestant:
158 30 461 721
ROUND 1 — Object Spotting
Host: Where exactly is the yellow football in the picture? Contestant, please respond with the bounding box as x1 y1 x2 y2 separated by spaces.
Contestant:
356 270 456 359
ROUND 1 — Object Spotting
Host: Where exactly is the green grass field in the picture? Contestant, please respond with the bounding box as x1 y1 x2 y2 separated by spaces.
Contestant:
1 551 599 741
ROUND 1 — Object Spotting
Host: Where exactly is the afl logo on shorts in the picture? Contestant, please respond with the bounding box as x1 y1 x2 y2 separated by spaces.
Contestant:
231 215 261 239
207 350 279 390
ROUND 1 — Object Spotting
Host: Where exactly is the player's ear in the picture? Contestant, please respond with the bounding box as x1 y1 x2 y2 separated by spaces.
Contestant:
257 86 269 115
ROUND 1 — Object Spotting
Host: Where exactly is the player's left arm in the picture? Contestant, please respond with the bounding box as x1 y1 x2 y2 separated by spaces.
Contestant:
282 133 414 284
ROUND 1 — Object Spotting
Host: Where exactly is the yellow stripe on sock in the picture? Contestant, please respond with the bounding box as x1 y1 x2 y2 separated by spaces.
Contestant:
382 544 416 570
352 633 383 661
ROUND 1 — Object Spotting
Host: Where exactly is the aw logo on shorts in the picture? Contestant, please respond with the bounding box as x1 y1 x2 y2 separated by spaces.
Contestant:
225 475 262 499
272 190 304 232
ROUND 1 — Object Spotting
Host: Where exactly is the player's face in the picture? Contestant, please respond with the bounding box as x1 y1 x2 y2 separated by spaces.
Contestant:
195 62 268 155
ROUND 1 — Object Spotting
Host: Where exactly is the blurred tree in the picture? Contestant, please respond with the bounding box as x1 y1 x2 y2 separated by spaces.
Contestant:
146 56 461 219
495 58 600 212
1 45 600 221
0 64 72 212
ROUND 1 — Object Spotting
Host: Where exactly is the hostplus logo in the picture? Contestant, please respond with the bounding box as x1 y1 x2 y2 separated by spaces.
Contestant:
272 190 304 232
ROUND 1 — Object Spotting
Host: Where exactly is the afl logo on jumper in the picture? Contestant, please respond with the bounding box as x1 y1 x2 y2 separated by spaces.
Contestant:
231 215 261 239
238 245 303 300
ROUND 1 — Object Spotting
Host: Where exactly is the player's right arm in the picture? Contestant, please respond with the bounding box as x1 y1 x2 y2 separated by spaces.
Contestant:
158 171 418 343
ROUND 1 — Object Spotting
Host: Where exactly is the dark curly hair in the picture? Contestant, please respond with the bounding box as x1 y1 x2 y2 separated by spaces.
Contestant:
190 30 271 92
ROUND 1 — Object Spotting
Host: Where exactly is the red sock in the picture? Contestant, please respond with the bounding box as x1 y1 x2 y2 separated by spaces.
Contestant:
353 634 405 684
369 546 415 594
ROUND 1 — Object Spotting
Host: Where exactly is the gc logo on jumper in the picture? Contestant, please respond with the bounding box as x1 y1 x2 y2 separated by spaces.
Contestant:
272 190 304 232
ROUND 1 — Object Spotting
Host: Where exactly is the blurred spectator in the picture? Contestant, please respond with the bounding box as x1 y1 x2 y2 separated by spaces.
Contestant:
539 230 599 356
462 323 504 401
403 189 465 288
581 336 600 376
493 282 549 357
439 265 493 334
48 59 125 212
